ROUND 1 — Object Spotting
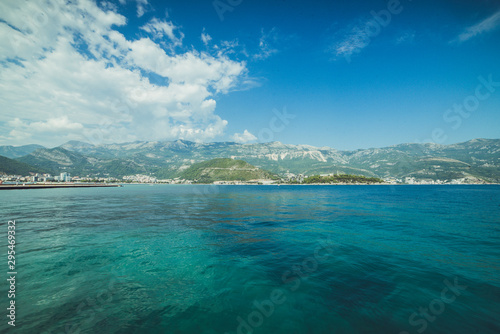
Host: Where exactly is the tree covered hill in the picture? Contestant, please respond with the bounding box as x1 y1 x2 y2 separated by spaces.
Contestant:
302 174 383 184
179 158 279 183
0 155 47 175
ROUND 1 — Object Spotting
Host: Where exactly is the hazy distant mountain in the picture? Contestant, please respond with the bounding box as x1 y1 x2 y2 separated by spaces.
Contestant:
7 138 500 182
16 147 94 175
59 140 95 152
15 147 149 177
0 144 45 159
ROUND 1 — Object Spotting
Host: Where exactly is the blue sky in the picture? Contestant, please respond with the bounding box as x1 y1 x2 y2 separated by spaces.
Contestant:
0 0 499 150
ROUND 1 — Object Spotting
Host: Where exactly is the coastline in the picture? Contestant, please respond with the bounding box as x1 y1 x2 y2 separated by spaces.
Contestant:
1 183 497 190
0 183 122 190
122 182 498 186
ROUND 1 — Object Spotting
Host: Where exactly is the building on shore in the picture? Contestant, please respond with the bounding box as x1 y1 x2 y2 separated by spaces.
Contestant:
60 172 71 182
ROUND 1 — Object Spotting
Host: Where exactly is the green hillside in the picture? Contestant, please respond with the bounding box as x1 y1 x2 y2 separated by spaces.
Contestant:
16 147 90 175
0 155 47 175
302 174 383 184
180 158 279 183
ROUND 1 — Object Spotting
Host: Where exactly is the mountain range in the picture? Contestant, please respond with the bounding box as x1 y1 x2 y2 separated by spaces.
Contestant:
1 138 499 182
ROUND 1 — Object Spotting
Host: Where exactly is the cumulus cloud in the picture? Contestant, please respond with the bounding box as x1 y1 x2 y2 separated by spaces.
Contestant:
0 0 248 147
6 117 85 143
454 10 500 43
231 130 257 143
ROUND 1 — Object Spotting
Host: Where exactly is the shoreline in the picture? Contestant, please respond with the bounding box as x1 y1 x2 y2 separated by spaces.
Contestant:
0 183 122 190
124 183 498 186
0 183 497 190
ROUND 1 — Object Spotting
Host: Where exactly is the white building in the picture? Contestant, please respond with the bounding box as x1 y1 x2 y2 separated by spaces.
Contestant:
60 172 71 182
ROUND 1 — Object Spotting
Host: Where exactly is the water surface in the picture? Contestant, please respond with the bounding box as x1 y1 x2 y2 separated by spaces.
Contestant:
0 185 499 333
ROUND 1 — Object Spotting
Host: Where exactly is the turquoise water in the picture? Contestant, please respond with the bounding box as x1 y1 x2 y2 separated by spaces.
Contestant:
0 185 499 334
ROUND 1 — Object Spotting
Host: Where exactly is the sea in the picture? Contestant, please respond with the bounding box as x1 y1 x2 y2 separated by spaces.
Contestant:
0 184 499 334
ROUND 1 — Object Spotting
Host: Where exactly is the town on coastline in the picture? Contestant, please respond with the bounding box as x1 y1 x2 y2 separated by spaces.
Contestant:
0 171 490 186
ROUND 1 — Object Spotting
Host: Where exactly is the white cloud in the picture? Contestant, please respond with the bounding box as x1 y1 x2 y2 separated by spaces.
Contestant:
6 117 84 144
455 10 500 43
231 130 257 143
330 23 372 61
0 0 248 147
30 117 84 132
202 27 289 64
254 28 279 60
201 29 212 45
213 39 249 59
136 0 149 17
141 17 184 47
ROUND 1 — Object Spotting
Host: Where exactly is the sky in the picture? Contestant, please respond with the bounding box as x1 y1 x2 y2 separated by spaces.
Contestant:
0 0 499 150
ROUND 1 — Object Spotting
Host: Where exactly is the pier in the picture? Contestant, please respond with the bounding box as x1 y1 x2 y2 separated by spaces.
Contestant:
0 183 122 190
